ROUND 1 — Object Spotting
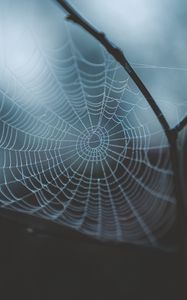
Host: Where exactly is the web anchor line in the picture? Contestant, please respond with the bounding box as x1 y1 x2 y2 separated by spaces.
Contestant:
57 0 187 248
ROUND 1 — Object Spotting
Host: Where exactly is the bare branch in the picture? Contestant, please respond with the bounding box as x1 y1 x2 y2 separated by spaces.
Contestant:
173 116 187 134
56 0 171 140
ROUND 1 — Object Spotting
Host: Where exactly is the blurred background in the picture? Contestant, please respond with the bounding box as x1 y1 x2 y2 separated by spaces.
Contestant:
0 0 186 299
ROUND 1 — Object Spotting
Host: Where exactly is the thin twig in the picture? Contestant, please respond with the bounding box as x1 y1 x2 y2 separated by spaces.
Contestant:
173 116 187 134
56 0 171 140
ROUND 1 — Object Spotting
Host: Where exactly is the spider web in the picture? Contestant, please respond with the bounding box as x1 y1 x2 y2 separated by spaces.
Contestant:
0 1 177 247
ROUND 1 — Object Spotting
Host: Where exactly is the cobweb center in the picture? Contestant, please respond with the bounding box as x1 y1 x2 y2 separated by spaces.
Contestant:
89 133 101 148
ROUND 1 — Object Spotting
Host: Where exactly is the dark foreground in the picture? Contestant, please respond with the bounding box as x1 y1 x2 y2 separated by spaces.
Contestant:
0 214 185 300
